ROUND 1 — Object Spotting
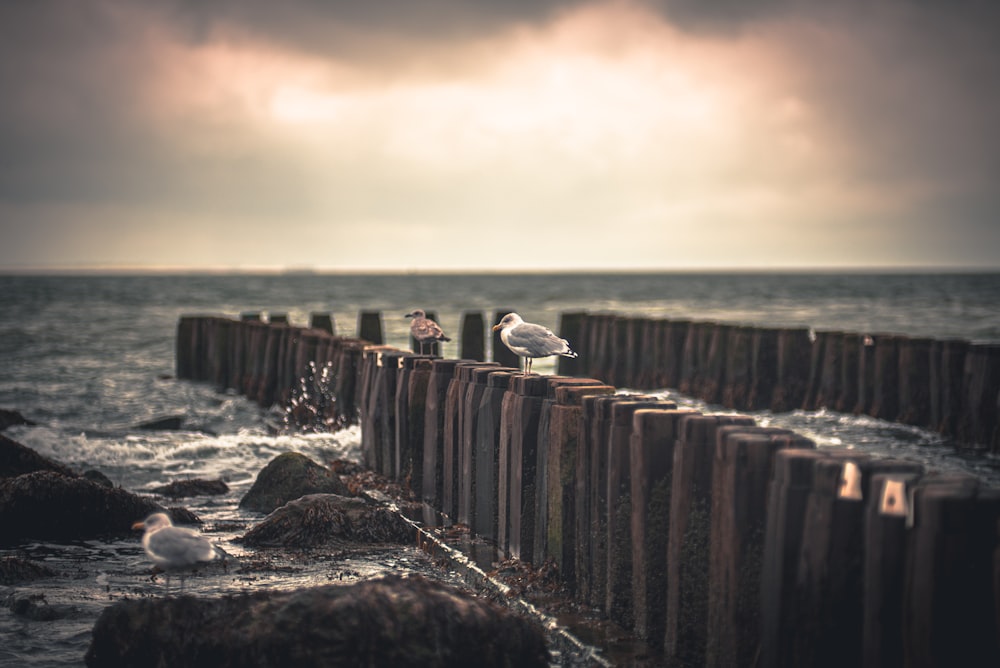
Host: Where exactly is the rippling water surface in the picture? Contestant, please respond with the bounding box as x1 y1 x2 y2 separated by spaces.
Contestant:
1 272 998 665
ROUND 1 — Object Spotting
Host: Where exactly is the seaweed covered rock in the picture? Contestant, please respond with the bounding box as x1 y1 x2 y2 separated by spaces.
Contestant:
85 575 549 668
0 471 163 545
0 556 57 585
151 478 229 498
238 452 349 514
240 494 412 548
1 434 76 479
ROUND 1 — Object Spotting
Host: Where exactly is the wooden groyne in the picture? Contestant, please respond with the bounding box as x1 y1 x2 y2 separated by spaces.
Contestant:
176 312 1000 667
559 312 1000 453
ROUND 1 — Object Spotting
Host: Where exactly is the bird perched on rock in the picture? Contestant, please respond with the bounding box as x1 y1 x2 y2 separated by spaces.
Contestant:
405 309 450 354
493 312 578 374
133 512 223 592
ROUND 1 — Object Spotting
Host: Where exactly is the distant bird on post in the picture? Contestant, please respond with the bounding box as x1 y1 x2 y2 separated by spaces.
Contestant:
493 312 578 374
405 309 451 354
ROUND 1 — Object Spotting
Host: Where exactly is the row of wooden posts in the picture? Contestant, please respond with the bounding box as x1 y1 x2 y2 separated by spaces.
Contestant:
557 313 1000 454
176 313 1000 667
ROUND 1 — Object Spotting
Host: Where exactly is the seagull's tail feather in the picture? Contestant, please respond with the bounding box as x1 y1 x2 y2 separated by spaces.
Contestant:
440 336 452 342
560 350 579 359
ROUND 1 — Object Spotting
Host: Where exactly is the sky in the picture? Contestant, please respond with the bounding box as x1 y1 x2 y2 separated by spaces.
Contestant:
1 0 998 272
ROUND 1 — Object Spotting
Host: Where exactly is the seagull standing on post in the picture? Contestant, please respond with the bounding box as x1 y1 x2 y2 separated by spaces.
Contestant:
493 312 578 374
405 309 451 354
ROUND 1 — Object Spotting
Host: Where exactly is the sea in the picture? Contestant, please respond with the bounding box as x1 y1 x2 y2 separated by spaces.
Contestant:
1 271 999 666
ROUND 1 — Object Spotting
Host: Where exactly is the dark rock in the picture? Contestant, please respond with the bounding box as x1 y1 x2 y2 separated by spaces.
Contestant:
0 409 36 431
83 470 115 488
0 471 164 545
1 434 77 479
134 415 185 431
240 494 413 548
238 452 349 514
0 556 57 584
165 507 203 526
5 592 76 621
85 575 549 668
150 479 229 498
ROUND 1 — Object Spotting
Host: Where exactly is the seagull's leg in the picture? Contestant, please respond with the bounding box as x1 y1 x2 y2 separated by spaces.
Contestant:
526 357 532 375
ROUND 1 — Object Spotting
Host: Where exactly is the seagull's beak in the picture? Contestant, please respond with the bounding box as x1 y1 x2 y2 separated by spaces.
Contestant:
131 521 145 531
492 324 502 332
404 313 413 318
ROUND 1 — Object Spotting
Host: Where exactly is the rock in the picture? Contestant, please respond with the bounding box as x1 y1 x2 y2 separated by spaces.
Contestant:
150 479 229 498
5 592 76 621
0 471 164 545
83 470 115 488
134 415 186 431
0 409 36 431
85 575 549 668
1 434 77 479
240 494 412 548
238 452 349 514
0 556 57 585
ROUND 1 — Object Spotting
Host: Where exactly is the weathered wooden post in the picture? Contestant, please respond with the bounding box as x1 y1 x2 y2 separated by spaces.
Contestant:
357 310 384 344
664 413 755 666
557 311 586 377
869 334 901 421
706 426 814 668
397 356 433 489
421 359 462 507
771 327 812 412
903 475 1000 667
957 343 1000 448
542 382 614 589
630 407 698 647
929 338 968 436
474 370 517 541
862 470 924 668
309 312 335 334
459 311 486 362
442 361 494 519
532 377 610 567
897 336 934 427
606 397 675 629
457 363 504 526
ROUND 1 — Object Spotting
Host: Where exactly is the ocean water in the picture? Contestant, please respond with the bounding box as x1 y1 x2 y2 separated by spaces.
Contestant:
1 271 999 665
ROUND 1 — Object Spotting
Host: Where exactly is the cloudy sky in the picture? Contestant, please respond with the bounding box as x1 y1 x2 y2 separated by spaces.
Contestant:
1 0 998 272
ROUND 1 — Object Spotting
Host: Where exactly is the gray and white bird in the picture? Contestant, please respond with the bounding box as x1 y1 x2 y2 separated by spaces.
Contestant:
132 512 223 591
493 312 578 374
405 309 451 354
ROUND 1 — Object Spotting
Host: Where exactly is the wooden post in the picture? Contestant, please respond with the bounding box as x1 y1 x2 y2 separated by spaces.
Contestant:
862 471 924 668
664 413 755 667
903 475 1000 667
421 359 461 507
543 383 615 590
456 363 504 525
606 398 675 629
309 312 335 335
557 311 586 377
630 407 698 647
357 310 384 344
459 311 486 362
474 370 517 541
532 377 611 567
706 427 814 668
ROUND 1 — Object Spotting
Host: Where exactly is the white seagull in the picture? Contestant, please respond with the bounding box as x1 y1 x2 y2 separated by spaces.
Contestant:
133 512 222 591
405 309 451 354
493 312 578 375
